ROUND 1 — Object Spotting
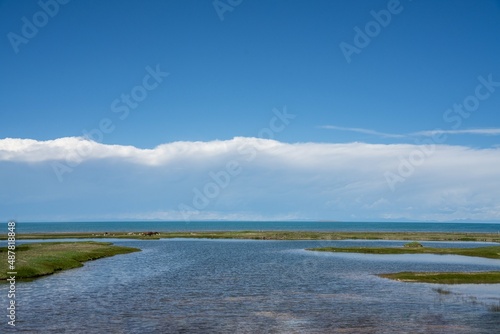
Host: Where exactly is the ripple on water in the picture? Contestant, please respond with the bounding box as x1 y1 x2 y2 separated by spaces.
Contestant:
1 239 499 333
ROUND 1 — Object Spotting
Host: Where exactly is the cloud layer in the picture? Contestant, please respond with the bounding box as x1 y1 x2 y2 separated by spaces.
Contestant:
320 125 500 138
413 129 500 136
1 137 500 222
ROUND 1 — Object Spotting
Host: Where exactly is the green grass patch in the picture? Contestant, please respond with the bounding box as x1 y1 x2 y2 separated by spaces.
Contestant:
378 271 500 284
404 241 423 248
3 231 500 243
0 241 140 280
309 244 500 284
308 245 500 259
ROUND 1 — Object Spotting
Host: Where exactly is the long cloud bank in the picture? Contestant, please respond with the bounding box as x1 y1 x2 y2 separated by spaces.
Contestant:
1 137 499 222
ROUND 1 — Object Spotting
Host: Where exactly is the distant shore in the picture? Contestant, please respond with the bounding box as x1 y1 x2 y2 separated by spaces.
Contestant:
2 230 500 243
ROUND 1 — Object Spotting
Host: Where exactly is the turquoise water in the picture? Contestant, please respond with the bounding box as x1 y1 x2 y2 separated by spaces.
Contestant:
6 221 500 233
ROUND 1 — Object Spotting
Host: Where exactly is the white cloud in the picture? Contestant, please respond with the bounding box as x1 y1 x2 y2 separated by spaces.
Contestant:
1 137 500 222
116 210 302 221
0 136 281 165
0 137 146 163
412 128 500 136
320 125 500 139
319 125 405 138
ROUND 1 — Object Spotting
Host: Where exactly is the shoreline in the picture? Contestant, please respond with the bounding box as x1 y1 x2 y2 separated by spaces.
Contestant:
308 245 500 259
0 241 140 281
377 271 500 284
2 230 500 243
308 244 500 284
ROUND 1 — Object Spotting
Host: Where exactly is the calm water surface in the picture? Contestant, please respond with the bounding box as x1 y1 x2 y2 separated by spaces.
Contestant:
1 239 499 333
8 221 500 233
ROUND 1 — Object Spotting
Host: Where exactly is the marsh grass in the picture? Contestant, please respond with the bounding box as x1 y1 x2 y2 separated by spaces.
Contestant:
0 241 140 280
404 241 423 248
309 245 500 284
308 245 500 260
378 271 500 284
3 231 500 243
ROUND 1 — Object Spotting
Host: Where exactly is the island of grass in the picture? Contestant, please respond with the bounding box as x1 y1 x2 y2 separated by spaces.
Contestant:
0 241 140 280
378 271 500 284
308 244 500 259
308 243 500 284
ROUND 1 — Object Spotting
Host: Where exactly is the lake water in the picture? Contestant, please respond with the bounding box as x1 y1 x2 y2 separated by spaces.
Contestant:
1 238 499 333
6 221 500 233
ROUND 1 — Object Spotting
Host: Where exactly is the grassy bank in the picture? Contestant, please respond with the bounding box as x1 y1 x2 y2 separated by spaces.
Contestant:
378 271 500 284
0 241 140 280
308 245 500 259
309 244 500 284
2 231 500 242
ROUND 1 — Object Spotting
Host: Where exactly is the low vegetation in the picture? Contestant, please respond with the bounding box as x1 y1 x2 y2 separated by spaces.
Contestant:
3 231 500 243
404 241 423 248
0 242 140 280
308 245 500 259
378 271 500 284
309 244 500 284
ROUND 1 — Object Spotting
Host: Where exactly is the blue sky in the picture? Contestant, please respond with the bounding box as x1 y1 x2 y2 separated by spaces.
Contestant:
1 0 500 222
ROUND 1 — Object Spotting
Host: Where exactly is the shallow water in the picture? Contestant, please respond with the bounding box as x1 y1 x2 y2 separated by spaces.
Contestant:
1 239 499 333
